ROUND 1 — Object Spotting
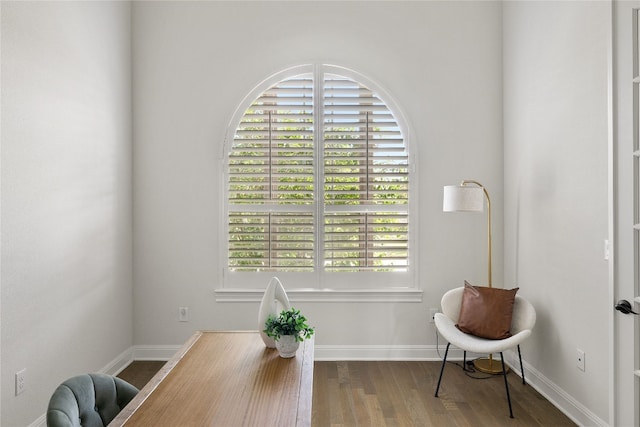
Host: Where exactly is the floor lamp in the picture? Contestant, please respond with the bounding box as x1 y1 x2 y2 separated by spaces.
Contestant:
443 180 505 374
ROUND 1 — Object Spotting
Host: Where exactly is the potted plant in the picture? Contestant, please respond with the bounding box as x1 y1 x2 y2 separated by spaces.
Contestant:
263 307 314 358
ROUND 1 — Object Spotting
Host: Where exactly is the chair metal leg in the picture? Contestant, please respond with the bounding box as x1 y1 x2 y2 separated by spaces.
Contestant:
435 343 450 397
517 345 526 385
500 352 514 418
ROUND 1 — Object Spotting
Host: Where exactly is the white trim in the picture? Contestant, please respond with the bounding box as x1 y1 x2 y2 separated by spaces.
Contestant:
121 343 611 426
503 351 608 427
606 1 616 426
29 343 606 427
133 344 182 361
221 63 417 291
128 342 462 362
314 344 462 361
222 64 313 159
28 415 46 427
214 287 423 303
100 346 135 376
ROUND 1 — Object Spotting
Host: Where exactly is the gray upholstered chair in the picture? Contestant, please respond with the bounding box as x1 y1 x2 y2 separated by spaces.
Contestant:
47 373 139 427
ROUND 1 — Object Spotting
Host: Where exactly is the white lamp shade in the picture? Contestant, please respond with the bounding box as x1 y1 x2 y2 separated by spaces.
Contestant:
443 185 484 212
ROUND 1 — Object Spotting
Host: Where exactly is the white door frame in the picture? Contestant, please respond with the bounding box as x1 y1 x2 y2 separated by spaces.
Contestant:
607 0 615 423
611 1 640 426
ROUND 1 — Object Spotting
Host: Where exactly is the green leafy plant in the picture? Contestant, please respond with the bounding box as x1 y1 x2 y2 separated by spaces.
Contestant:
264 308 314 343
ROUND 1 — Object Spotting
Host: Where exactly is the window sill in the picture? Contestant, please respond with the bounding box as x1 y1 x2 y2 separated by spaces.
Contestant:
214 288 423 303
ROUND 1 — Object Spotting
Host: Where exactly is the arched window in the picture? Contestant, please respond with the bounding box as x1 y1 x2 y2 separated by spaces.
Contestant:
224 65 413 290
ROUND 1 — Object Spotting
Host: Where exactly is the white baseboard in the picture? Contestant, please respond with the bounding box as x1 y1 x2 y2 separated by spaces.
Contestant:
503 350 607 427
123 344 609 426
101 346 135 376
30 344 606 427
128 343 466 362
28 414 46 427
317 346 608 426
314 344 464 361
132 344 182 361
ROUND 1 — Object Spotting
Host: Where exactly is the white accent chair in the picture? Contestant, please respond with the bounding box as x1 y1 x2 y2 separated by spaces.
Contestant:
434 287 536 418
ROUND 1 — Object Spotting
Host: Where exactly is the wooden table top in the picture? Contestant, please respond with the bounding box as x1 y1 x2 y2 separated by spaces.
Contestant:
109 331 314 427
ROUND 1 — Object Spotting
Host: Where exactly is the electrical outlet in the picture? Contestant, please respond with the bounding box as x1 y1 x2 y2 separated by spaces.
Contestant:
179 306 189 322
429 308 438 323
15 369 26 395
577 349 585 371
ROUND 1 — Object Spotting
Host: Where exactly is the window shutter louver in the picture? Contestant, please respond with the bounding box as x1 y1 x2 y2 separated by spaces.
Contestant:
227 67 409 275
228 74 315 272
323 74 409 272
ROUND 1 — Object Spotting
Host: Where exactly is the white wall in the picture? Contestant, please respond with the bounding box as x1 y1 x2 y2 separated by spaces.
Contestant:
0 1 613 425
131 1 504 348
503 1 610 424
1 2 133 426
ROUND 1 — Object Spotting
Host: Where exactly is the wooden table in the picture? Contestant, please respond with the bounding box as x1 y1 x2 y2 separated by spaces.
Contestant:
109 331 314 427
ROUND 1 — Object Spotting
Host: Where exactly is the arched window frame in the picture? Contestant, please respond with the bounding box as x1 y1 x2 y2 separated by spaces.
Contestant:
216 64 421 302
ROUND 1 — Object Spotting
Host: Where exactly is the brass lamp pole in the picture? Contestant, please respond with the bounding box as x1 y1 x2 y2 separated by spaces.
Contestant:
443 180 504 374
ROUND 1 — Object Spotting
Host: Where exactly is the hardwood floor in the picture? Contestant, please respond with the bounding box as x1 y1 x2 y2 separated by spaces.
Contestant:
118 360 166 391
118 360 576 426
312 361 575 427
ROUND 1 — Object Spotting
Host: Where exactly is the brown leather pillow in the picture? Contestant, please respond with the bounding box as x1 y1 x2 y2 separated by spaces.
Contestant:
456 281 519 340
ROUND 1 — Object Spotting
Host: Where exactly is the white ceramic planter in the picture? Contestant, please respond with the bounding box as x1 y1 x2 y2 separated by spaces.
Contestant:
275 335 300 358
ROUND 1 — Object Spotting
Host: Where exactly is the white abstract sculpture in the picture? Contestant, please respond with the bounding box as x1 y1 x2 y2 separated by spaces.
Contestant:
258 277 291 348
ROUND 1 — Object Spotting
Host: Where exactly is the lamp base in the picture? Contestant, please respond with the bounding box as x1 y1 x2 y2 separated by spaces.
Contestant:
473 357 509 375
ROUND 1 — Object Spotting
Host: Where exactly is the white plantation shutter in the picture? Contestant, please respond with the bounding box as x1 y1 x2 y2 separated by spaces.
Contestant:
227 66 410 278
228 74 315 271
323 73 408 272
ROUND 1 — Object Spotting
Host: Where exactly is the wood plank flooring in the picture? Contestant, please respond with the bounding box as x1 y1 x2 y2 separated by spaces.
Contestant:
118 360 166 390
118 360 576 426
